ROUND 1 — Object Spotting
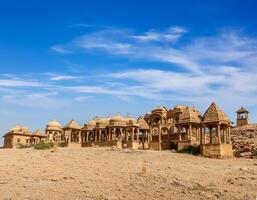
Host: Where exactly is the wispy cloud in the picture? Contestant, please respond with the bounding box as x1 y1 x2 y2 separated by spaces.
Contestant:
51 45 72 54
0 79 42 87
131 26 187 42
51 27 257 75
49 75 81 81
2 26 257 119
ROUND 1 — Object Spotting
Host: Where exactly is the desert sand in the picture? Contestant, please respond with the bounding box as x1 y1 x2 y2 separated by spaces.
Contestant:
0 147 256 200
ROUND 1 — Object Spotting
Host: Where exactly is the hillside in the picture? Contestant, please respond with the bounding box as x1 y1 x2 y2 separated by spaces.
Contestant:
231 124 257 158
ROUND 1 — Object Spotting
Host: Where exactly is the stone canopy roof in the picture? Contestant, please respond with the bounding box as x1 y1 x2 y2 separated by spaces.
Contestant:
46 120 62 131
137 116 149 130
178 106 202 124
236 106 249 113
63 119 81 130
203 102 230 123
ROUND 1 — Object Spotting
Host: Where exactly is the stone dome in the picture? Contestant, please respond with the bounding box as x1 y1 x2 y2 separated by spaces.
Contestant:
9 125 30 134
46 120 62 131
109 113 127 127
88 116 100 125
10 125 21 132
83 117 99 130
96 117 110 128
124 115 136 122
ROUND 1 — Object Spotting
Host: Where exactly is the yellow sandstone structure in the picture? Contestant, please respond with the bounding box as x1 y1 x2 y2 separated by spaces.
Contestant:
200 102 233 159
3 126 46 148
2 102 234 159
236 106 249 126
81 113 149 149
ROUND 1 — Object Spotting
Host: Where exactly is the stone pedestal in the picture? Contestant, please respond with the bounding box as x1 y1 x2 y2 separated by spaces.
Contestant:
201 143 233 159
126 140 140 150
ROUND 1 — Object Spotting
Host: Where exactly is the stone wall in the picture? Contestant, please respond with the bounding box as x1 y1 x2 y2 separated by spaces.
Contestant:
4 134 31 148
237 118 248 126
150 141 171 150
3 135 13 148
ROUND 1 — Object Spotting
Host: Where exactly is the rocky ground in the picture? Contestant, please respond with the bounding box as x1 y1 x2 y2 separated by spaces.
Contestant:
231 124 257 158
0 147 257 200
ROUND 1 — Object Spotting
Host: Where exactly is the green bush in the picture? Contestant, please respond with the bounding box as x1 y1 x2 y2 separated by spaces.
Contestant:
18 144 31 148
177 145 201 155
58 142 67 147
252 149 257 156
34 142 54 150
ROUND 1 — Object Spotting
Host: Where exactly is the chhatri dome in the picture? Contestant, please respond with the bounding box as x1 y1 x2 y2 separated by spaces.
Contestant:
46 120 62 131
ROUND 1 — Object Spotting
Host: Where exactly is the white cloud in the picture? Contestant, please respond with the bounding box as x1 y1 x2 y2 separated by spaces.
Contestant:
167 26 187 34
49 75 80 81
2 27 257 121
131 26 187 42
51 46 72 54
0 79 42 87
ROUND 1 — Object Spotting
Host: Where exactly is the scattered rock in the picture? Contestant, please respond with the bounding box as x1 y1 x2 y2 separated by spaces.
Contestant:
231 125 257 158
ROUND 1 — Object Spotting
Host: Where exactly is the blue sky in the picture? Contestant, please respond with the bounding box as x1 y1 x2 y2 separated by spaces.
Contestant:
1 0 257 143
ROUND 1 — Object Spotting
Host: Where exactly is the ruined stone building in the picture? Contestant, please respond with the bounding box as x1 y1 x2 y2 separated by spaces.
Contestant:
2 102 233 158
80 113 149 149
3 126 46 148
142 102 233 158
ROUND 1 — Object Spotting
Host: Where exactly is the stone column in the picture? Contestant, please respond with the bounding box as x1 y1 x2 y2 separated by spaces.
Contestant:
188 124 192 141
217 124 221 144
126 131 128 141
136 128 139 140
85 132 88 142
99 131 101 141
178 126 181 141
69 131 72 143
113 128 116 138
223 129 226 144
197 127 203 145
78 131 81 143
149 126 152 141
228 126 231 144
131 128 134 141
203 126 206 144
108 130 111 141
158 125 162 143
210 127 213 144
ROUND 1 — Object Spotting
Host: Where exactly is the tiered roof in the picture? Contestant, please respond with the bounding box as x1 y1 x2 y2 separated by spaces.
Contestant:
178 106 201 124
63 119 81 129
236 106 249 113
137 116 149 130
203 102 229 123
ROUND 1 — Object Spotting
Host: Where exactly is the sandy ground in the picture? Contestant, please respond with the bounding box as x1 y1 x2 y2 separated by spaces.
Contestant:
0 147 256 200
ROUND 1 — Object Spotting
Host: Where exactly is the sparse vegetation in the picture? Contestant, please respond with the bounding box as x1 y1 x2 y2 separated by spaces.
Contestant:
18 144 31 148
177 145 201 155
58 142 67 147
34 142 54 150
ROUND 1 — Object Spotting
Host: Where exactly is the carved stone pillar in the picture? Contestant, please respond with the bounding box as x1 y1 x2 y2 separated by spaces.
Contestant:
217 124 221 144
209 127 213 144
188 124 192 141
